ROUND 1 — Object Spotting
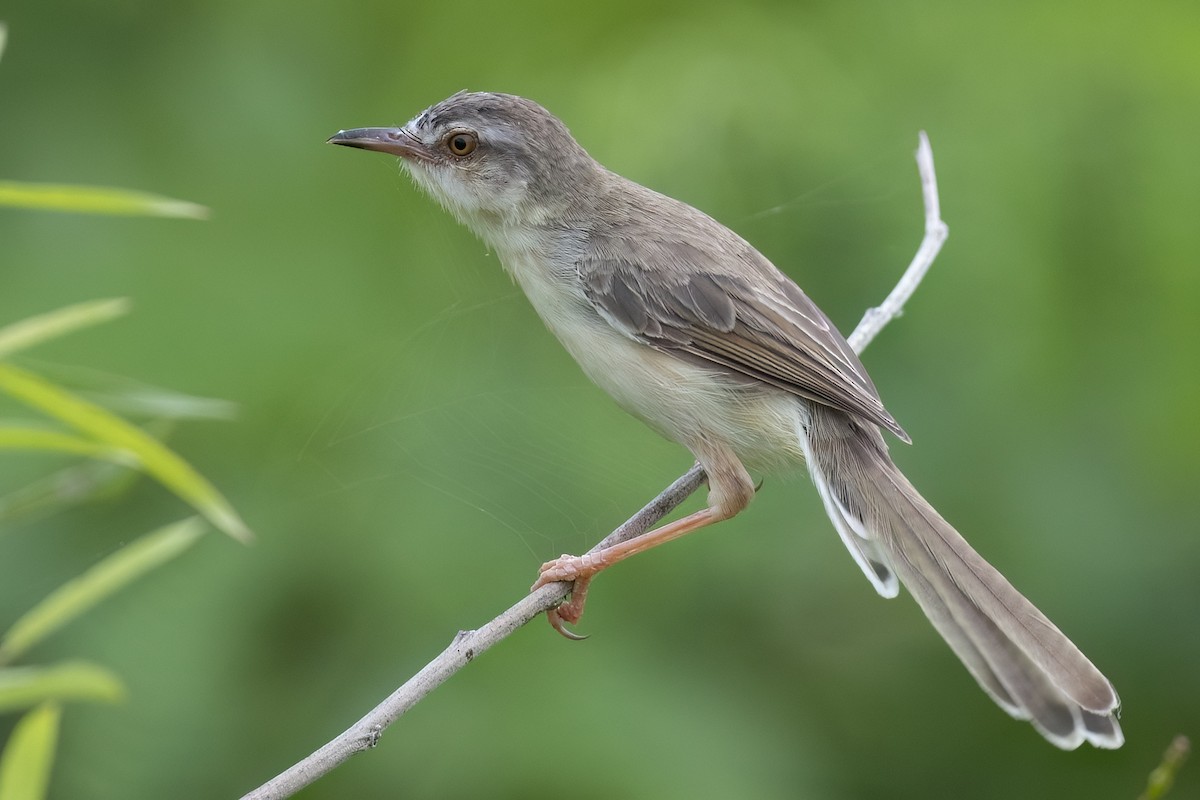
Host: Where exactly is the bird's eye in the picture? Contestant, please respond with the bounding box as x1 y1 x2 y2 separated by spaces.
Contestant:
446 131 478 156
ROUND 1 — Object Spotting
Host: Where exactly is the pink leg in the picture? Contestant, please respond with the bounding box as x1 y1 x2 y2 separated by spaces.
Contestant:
532 506 722 590
533 449 757 638
532 506 723 637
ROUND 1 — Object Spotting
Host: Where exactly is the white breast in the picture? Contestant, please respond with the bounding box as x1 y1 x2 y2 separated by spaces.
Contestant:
497 245 808 473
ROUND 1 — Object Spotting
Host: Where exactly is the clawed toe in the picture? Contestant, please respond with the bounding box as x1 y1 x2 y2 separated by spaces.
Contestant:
531 571 594 641
530 554 582 592
547 607 589 640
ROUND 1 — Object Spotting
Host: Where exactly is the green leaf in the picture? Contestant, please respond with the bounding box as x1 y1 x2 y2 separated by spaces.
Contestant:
0 364 252 542
0 420 171 531
0 181 208 219
0 459 139 528
0 663 124 713
0 426 138 465
1139 735 1191 800
17 361 237 421
0 23 7 64
0 519 206 664
0 702 61 800
0 299 131 360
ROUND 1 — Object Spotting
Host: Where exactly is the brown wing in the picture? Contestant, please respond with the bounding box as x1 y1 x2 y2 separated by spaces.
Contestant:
579 224 909 442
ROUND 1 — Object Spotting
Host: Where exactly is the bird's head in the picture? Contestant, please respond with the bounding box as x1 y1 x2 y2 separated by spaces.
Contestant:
329 91 598 235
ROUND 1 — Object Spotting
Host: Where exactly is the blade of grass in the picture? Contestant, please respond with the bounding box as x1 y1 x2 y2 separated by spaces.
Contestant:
1139 736 1191 800
0 702 61 800
0 662 124 713
0 459 139 529
0 420 169 531
0 519 206 664
0 181 208 219
17 361 237 420
0 23 7 63
0 299 131 360
0 364 251 542
0 426 138 465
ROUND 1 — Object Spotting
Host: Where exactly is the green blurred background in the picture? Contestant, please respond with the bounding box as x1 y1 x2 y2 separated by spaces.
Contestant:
2 1 1198 797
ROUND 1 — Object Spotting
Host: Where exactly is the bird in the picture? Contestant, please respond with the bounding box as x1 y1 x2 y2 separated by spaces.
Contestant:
328 90 1122 749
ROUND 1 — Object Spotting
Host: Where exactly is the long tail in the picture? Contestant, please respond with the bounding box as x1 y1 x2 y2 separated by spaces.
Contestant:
801 404 1122 749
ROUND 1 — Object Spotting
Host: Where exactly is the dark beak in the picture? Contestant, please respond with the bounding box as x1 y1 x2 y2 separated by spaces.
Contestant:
327 127 427 160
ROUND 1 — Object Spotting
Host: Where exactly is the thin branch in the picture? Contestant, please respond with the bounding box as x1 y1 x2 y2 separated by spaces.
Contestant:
849 132 949 353
238 132 948 800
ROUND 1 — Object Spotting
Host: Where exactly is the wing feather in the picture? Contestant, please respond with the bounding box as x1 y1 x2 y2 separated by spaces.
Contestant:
579 219 909 442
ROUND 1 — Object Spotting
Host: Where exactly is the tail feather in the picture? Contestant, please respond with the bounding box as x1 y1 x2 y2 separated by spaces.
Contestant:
808 452 899 598
882 538 1025 719
804 406 1122 749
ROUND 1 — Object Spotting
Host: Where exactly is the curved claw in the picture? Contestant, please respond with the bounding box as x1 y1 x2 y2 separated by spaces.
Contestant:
541 573 593 640
546 609 589 641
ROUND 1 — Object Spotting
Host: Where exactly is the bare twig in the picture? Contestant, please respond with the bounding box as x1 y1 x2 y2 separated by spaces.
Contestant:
238 132 948 800
849 132 948 352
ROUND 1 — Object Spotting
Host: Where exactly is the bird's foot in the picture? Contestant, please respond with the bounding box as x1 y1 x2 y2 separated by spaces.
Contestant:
531 554 604 640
